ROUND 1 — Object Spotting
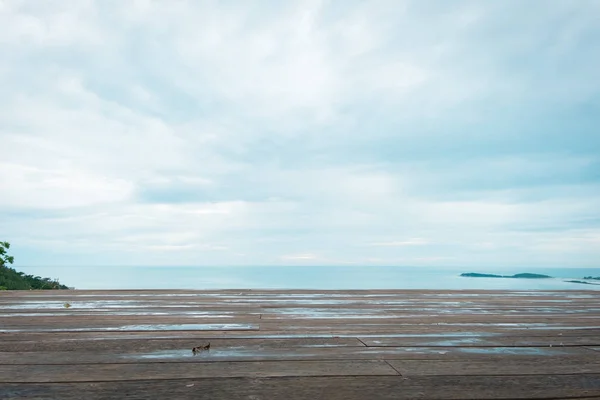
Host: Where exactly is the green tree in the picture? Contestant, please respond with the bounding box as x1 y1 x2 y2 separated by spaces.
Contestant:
0 241 15 267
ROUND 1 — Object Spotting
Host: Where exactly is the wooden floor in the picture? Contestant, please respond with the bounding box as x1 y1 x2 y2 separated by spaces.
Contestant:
1 290 600 399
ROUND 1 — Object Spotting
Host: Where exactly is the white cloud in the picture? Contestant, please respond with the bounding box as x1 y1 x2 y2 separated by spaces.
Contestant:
281 253 319 261
0 162 133 209
370 238 430 247
0 0 599 268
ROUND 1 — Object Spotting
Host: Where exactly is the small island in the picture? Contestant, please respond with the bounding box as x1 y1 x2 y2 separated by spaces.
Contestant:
565 280 600 286
461 272 552 279
461 272 600 286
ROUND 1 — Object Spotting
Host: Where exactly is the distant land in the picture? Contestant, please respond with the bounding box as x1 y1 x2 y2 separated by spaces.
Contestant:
461 272 600 286
1 240 70 290
460 272 552 279
0 265 70 290
565 280 600 286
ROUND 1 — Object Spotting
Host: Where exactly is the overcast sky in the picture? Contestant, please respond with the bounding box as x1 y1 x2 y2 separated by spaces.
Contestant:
1 0 599 268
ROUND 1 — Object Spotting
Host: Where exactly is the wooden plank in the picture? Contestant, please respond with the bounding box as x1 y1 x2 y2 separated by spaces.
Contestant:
0 322 260 333
587 347 600 352
4 304 598 316
4 324 600 338
1 375 600 400
0 347 591 365
7 313 600 324
3 297 597 305
256 319 600 328
0 360 398 383
255 322 600 333
3 295 597 308
2 329 600 345
2 288 596 296
256 316 600 324
361 335 600 347
388 359 600 376
0 336 365 353
2 326 598 346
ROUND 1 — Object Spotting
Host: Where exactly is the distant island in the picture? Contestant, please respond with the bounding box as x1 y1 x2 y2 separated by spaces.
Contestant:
460 272 552 279
461 272 600 286
565 280 600 286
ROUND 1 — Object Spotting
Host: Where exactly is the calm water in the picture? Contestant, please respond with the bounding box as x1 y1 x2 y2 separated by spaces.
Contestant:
18 266 600 290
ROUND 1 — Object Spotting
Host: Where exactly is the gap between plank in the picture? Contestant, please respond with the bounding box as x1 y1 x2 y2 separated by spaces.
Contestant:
384 360 403 376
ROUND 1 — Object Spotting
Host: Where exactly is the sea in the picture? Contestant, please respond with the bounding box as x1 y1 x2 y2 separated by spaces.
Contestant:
17 266 600 291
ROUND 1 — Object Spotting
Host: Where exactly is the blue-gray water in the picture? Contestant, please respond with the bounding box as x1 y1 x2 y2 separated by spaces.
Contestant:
18 266 600 290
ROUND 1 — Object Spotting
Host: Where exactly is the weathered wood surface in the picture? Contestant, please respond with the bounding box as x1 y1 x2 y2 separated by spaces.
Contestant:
361 335 600 347
3 375 600 400
0 360 398 382
387 359 600 376
1 289 599 399
0 347 594 365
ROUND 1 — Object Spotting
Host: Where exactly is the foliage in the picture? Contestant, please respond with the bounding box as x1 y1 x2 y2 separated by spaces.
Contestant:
0 241 70 290
0 241 15 267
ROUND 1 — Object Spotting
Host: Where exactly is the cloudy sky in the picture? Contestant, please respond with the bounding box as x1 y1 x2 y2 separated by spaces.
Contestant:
1 0 599 268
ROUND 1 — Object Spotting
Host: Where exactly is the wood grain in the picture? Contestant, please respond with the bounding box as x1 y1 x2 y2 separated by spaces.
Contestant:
1 289 599 399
